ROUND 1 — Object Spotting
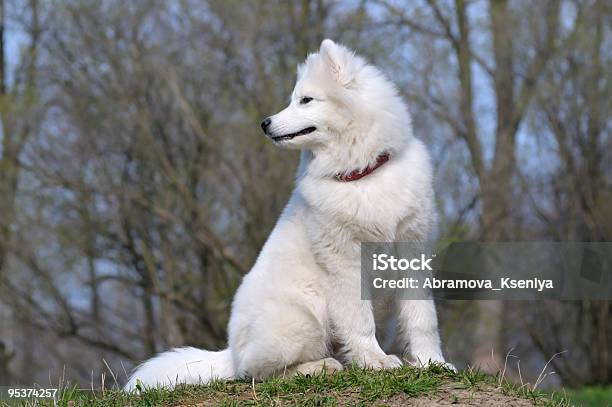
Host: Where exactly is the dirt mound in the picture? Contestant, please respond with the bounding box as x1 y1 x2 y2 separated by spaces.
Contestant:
374 383 536 406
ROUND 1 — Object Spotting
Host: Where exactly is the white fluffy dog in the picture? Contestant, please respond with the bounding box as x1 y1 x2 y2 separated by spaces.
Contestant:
125 39 451 390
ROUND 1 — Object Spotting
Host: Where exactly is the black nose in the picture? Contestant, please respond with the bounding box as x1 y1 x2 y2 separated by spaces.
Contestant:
261 118 272 133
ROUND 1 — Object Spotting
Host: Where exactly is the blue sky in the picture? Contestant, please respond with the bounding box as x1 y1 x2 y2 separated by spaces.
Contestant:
4 12 26 86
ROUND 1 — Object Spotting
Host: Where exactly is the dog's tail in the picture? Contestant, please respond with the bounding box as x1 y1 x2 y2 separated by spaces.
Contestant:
124 347 235 390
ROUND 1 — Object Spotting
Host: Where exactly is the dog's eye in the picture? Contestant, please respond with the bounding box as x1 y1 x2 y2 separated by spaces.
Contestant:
300 97 313 105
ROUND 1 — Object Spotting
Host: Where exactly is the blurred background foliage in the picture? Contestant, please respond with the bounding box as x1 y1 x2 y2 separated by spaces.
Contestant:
0 0 610 397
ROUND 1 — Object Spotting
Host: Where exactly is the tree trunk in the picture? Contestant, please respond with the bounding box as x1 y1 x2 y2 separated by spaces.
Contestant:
471 0 517 372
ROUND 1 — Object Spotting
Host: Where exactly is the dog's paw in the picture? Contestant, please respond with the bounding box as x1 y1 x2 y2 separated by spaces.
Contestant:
356 352 403 370
409 353 457 372
321 357 344 373
291 357 344 376
421 360 456 372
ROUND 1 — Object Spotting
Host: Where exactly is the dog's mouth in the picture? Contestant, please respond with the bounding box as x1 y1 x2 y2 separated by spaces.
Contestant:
271 126 316 142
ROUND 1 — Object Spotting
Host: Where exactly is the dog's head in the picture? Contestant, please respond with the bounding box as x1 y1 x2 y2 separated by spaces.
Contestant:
260 39 370 150
261 40 411 178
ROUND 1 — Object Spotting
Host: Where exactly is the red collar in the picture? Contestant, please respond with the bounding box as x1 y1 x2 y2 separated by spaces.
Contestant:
334 152 391 182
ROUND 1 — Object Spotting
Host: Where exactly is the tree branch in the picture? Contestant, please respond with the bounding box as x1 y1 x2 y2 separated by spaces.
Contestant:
453 0 484 181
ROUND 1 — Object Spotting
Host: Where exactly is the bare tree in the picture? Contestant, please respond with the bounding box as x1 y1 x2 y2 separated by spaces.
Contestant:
520 0 611 385
0 0 42 384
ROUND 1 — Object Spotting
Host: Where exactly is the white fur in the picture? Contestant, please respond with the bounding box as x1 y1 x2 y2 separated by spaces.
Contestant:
125 39 452 390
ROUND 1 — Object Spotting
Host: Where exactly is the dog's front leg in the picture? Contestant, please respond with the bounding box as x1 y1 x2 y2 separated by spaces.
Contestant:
327 268 402 369
397 299 454 369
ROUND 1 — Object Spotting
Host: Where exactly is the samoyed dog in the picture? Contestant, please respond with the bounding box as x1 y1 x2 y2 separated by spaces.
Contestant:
125 39 452 390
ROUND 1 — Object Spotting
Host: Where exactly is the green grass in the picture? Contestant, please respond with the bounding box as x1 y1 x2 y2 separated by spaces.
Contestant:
1 364 574 407
555 386 612 407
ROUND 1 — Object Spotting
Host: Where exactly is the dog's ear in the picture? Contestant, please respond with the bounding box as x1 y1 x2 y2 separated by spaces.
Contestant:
319 39 355 87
